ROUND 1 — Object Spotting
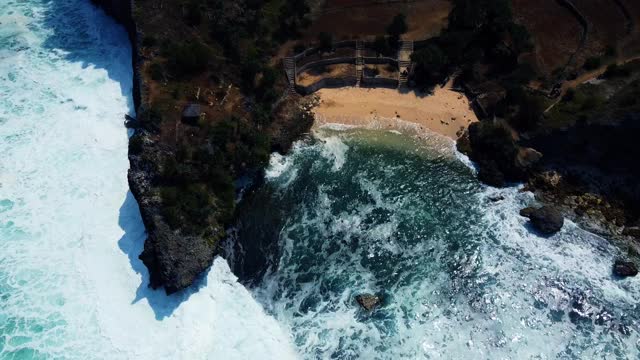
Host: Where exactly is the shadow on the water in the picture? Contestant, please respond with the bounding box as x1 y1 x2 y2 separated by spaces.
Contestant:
117 191 210 320
39 0 134 113
36 0 213 319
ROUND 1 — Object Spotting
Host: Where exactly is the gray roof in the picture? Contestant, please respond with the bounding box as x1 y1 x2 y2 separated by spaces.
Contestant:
182 103 201 118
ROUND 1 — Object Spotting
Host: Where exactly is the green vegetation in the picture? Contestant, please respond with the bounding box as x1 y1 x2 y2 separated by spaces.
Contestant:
583 56 602 71
410 0 532 90
134 0 314 237
318 32 333 52
372 35 391 56
184 0 202 27
602 63 632 79
166 40 212 77
386 14 408 46
544 79 640 129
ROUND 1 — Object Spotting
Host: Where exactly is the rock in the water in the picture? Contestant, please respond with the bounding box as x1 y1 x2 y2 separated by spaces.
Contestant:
124 114 139 129
488 195 505 202
355 294 382 311
520 206 564 234
613 260 638 277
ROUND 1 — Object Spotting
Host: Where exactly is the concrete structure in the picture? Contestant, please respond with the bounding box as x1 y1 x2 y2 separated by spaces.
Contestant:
284 37 425 95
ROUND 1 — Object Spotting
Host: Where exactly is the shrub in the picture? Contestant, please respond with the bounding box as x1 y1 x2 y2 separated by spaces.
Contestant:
149 62 164 81
583 56 602 70
563 88 576 102
318 32 333 52
129 134 144 155
160 187 179 206
293 43 306 54
142 35 157 47
509 94 544 131
372 35 390 56
138 106 163 132
602 64 631 79
605 45 616 57
184 0 201 26
167 40 211 76
387 14 408 40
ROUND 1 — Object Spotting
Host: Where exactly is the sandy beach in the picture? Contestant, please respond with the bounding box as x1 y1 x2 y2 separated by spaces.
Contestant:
312 82 478 140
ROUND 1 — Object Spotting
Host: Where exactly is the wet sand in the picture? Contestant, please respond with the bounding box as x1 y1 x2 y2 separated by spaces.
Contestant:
312 83 478 140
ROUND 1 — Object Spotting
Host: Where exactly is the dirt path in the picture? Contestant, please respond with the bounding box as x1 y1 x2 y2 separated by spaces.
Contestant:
545 55 640 113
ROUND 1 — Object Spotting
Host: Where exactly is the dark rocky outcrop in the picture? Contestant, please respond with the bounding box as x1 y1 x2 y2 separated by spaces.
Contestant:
613 260 638 277
355 294 382 311
520 206 565 235
458 121 541 187
127 128 220 294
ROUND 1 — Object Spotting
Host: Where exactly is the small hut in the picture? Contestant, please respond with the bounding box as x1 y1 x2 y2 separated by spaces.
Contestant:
182 103 201 125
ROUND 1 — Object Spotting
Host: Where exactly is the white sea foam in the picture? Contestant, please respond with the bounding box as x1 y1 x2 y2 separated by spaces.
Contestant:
252 127 640 359
319 135 349 171
0 2 296 359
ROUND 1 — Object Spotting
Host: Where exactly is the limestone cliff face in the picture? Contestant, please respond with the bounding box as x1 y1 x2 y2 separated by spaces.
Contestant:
93 0 212 294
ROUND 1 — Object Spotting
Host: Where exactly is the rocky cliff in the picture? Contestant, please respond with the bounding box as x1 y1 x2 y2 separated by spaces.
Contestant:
92 0 314 294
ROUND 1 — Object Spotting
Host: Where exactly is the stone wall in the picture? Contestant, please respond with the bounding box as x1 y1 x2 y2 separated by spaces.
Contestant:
295 77 358 95
360 77 399 89
296 57 357 76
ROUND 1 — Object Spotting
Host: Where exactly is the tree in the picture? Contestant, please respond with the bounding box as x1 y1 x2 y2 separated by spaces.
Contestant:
583 56 602 70
386 14 407 45
185 0 201 26
372 35 390 56
410 43 448 87
318 32 333 52
167 41 211 76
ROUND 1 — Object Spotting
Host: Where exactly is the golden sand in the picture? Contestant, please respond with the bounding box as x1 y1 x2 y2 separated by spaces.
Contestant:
312 82 478 140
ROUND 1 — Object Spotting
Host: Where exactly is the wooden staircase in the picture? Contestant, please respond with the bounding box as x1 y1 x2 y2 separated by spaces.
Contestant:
398 40 413 88
283 57 296 93
356 41 364 87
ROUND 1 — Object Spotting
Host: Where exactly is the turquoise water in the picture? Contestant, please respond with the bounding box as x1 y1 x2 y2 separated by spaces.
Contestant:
235 128 640 359
0 1 296 359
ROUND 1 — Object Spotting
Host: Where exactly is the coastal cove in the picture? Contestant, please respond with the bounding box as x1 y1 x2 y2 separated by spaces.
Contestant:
230 126 640 358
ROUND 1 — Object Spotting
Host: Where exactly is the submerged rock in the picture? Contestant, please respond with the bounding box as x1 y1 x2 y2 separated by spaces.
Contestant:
613 260 638 277
355 294 382 311
520 206 564 235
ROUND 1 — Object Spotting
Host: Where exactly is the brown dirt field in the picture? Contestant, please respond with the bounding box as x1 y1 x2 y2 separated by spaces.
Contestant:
512 0 582 75
305 0 450 41
619 0 640 57
572 0 628 65
297 64 356 86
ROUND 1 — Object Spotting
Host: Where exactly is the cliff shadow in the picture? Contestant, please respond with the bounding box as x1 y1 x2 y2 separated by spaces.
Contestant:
39 0 135 115
117 191 208 320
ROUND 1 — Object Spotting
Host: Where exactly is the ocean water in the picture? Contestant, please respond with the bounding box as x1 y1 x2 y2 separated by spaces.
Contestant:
236 128 640 359
0 1 296 359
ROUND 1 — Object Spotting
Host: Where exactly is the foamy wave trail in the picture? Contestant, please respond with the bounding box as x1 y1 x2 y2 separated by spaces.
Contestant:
0 1 295 359
240 127 640 359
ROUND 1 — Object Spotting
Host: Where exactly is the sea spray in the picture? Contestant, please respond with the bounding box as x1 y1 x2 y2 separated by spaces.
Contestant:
239 127 640 359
